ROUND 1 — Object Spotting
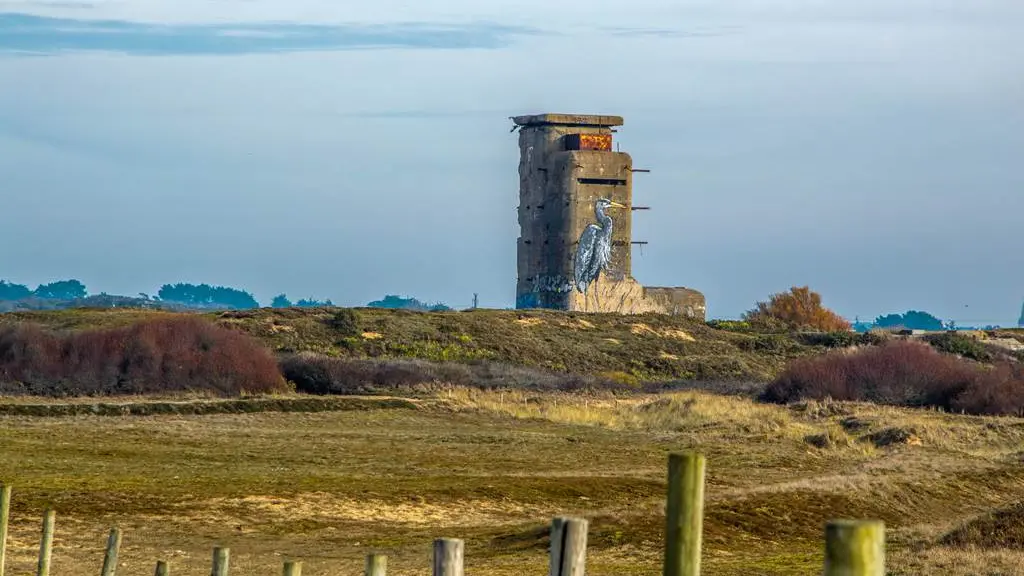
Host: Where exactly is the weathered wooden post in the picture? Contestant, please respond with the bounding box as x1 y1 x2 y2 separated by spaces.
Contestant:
663 452 705 576
365 553 387 576
282 560 302 576
432 538 464 576
0 484 10 576
154 561 169 576
211 547 230 576
823 520 885 576
37 509 55 576
549 517 588 576
100 527 122 576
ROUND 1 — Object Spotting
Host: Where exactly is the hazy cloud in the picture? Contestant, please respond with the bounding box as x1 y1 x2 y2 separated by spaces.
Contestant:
603 26 739 39
0 12 543 55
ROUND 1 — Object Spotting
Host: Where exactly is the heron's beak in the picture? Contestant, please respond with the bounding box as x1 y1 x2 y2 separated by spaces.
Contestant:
608 201 627 208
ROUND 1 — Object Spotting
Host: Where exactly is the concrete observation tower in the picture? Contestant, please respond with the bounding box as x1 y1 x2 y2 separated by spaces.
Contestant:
510 113 705 318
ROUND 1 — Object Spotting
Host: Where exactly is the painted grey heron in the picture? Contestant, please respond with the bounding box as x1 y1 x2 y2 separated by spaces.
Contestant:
574 197 626 293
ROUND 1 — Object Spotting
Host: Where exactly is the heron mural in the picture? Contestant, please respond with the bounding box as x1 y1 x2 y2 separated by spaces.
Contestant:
574 197 626 293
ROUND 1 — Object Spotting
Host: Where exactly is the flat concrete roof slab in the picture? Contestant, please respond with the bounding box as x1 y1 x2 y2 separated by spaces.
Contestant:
511 113 624 127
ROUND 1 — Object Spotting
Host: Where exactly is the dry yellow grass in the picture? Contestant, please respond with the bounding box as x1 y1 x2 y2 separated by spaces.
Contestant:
0 390 1022 575
445 388 812 440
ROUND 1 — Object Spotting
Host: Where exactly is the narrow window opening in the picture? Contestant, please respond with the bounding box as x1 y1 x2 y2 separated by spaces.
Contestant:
577 178 627 186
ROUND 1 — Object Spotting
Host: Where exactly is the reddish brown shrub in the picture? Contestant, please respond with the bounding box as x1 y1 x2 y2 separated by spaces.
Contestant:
0 316 286 397
951 362 1024 416
744 286 851 332
761 340 1024 416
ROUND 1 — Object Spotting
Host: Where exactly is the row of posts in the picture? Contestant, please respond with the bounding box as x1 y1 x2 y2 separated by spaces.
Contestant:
0 453 885 575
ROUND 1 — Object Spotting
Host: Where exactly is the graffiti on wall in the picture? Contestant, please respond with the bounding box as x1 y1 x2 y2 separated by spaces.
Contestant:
574 198 625 293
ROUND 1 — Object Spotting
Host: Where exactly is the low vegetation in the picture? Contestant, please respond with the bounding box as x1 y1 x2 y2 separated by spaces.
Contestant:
0 390 1023 575
1 306 1021 407
762 340 1024 416
0 316 285 396
742 285 851 332
1 298 1024 573
2 307 827 383
941 503 1024 549
279 354 626 396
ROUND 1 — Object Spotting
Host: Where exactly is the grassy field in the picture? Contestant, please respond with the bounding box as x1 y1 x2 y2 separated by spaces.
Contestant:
0 307 827 383
1 390 1023 575
4 307 1019 388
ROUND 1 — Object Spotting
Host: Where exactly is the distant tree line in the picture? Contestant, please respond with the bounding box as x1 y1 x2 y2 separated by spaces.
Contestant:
157 283 259 309
270 294 334 308
1 278 452 313
366 295 451 312
270 293 449 311
856 310 1008 332
873 310 945 331
0 279 86 301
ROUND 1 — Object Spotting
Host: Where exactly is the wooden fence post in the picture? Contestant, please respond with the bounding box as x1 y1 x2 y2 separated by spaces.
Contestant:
282 560 302 576
37 509 55 576
100 527 122 576
432 538 464 576
365 554 387 576
663 452 705 576
823 520 885 576
549 517 588 576
154 561 169 576
211 547 230 576
0 484 10 576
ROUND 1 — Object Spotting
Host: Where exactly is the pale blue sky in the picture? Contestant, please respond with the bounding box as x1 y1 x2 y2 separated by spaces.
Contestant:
1 0 1022 323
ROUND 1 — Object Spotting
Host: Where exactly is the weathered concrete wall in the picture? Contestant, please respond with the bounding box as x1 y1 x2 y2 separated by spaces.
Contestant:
563 150 633 282
642 287 707 319
515 117 620 309
513 113 706 320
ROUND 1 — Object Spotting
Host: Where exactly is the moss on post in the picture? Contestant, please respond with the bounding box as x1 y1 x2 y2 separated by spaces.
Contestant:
663 452 705 576
0 484 10 576
211 547 230 576
100 527 122 576
824 520 885 576
365 554 386 576
36 509 55 576
282 561 301 576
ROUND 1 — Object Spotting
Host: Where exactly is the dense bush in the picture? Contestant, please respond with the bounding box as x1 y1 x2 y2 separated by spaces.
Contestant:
279 354 623 395
924 332 993 362
0 316 285 396
761 340 1024 416
326 309 360 337
795 331 889 349
705 319 754 332
744 286 851 332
